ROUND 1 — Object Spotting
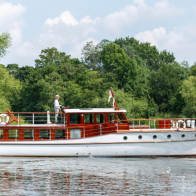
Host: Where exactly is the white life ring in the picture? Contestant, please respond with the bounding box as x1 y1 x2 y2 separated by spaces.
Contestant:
171 120 175 129
0 114 9 125
176 120 186 131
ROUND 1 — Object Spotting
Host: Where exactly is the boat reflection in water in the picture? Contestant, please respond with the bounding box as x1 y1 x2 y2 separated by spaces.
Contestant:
0 157 196 195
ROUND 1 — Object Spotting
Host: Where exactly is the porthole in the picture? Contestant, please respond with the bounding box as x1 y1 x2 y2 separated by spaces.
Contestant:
181 134 185 138
153 135 157 139
123 136 128 140
138 135 142 140
167 135 171 139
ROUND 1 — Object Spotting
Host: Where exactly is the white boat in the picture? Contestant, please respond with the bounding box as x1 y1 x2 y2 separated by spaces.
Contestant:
0 89 196 157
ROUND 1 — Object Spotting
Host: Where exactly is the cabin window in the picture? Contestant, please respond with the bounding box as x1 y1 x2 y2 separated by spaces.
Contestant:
9 130 18 139
70 113 81 124
108 113 115 123
96 114 105 124
70 129 81 139
24 130 33 139
0 130 3 139
39 130 50 139
84 113 94 124
117 113 127 124
55 130 65 139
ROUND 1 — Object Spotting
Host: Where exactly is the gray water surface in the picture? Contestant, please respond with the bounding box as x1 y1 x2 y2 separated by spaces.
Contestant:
0 157 196 195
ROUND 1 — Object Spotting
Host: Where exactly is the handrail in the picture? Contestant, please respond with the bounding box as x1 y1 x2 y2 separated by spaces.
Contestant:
0 112 63 114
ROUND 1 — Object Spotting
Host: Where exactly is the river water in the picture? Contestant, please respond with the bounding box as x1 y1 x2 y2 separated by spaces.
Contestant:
0 157 196 195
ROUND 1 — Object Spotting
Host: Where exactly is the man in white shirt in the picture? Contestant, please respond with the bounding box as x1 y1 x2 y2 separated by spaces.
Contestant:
54 95 62 123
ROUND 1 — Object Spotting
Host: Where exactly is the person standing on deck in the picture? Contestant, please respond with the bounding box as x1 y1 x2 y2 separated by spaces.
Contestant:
54 95 62 123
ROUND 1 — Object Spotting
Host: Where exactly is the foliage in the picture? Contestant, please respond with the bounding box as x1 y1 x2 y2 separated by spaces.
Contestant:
181 76 196 117
81 39 111 71
0 66 21 111
150 62 189 112
0 34 195 118
0 32 12 59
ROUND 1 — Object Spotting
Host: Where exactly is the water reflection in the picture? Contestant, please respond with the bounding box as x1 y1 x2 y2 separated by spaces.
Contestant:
0 157 195 195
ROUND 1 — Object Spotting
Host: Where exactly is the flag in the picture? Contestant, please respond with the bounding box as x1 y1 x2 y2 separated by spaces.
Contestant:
108 90 112 102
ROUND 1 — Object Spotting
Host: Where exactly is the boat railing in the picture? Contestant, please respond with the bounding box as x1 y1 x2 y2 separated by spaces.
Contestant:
0 121 118 141
0 111 195 130
125 118 196 130
0 111 66 125
0 114 195 140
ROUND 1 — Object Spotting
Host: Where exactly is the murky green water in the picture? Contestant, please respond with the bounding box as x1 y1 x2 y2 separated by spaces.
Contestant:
0 157 195 195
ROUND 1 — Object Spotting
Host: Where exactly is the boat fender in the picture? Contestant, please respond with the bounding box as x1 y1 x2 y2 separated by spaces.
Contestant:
0 114 9 125
171 120 175 129
176 120 186 131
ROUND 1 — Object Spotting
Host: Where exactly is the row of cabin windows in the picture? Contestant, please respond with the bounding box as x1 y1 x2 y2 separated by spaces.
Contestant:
0 130 65 139
69 113 126 124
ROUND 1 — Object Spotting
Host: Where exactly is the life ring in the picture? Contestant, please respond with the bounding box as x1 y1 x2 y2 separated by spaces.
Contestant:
0 114 9 125
176 120 186 131
171 120 175 129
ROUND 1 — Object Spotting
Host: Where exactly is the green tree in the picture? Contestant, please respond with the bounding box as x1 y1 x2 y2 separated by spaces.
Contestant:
81 39 111 71
181 76 196 117
190 62 196 76
0 32 12 59
101 43 127 73
35 47 71 68
150 62 189 112
114 37 175 71
0 66 21 111
15 66 35 82
101 43 150 97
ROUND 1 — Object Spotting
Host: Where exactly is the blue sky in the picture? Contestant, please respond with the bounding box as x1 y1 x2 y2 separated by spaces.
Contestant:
0 0 196 67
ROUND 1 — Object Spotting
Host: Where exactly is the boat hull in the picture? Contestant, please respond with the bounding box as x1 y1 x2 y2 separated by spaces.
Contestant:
0 132 196 157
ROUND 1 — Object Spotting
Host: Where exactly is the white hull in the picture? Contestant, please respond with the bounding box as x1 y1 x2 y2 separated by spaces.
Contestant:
0 132 196 156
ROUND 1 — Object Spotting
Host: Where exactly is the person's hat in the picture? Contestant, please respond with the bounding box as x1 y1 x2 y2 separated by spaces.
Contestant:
55 95 59 98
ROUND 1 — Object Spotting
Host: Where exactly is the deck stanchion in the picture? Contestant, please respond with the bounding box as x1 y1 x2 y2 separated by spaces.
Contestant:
139 120 140 126
67 128 68 139
133 121 134 130
84 127 85 138
18 113 19 127
64 114 65 127
33 113 34 125
99 125 102 135
33 129 34 141
154 120 155 129
149 120 150 129
164 120 165 130
15 129 17 141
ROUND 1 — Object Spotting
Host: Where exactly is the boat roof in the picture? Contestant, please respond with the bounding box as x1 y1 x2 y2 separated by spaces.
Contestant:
63 108 126 113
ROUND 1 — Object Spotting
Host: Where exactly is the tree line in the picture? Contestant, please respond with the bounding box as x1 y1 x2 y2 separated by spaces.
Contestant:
1 32 196 119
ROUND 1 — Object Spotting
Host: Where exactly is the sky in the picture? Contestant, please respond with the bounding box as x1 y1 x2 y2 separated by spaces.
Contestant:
0 0 196 67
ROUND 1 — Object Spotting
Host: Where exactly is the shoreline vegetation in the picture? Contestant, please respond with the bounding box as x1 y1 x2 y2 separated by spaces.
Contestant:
0 33 196 119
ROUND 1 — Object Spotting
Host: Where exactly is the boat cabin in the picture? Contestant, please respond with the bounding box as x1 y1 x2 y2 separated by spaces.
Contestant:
0 108 129 141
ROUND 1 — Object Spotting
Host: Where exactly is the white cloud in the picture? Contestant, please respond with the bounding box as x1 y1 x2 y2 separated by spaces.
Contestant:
135 27 167 46
80 16 94 24
0 2 26 45
45 11 78 26
101 0 184 33
133 0 184 18
135 24 196 64
0 2 26 28
0 0 190 66
102 5 138 33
